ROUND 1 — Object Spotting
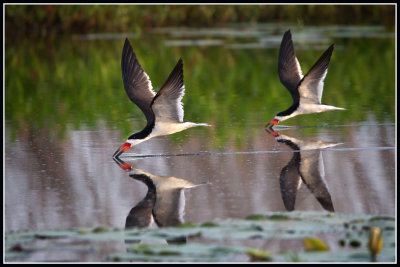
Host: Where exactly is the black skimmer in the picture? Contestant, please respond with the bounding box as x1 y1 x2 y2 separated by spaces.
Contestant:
267 129 339 212
114 158 207 233
266 30 345 129
113 38 209 158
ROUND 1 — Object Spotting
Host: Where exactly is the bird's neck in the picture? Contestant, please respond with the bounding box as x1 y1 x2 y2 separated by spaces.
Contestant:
128 121 155 140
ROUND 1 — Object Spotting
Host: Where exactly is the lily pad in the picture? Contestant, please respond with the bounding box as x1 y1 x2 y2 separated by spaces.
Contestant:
269 214 289 220
109 243 245 262
247 248 272 261
4 211 395 262
200 222 219 227
245 214 266 221
303 237 330 251
92 227 109 233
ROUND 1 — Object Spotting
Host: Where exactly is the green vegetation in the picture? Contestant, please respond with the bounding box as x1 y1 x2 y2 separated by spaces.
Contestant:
5 28 395 145
5 5 395 39
4 5 395 149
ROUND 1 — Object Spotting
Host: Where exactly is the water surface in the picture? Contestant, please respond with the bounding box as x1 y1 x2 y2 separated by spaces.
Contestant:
4 24 396 261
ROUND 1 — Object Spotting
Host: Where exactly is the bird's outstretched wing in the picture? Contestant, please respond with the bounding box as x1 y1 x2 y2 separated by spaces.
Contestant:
277 137 302 211
298 44 334 104
121 38 156 124
278 30 303 100
151 58 185 123
279 155 302 211
299 152 334 212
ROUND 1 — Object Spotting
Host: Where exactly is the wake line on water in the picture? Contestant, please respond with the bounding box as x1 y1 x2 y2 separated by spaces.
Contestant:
273 122 395 130
120 146 395 159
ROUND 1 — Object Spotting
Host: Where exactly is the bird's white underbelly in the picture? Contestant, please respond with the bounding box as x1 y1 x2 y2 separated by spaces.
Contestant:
297 103 342 115
277 103 343 122
297 104 324 114
126 121 208 147
150 122 198 138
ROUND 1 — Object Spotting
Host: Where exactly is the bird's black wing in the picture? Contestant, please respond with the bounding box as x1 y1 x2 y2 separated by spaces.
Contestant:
121 38 156 124
278 30 303 100
299 151 334 212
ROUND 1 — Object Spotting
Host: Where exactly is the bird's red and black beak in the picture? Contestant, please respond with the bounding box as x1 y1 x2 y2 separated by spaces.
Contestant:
266 128 280 137
113 156 133 171
113 142 132 158
265 118 280 129
265 123 280 137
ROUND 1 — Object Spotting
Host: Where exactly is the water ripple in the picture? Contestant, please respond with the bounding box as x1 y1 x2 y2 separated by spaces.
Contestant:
120 146 395 159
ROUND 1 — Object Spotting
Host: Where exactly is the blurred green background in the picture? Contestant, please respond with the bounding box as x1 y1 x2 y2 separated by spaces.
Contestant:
5 5 395 39
4 5 395 144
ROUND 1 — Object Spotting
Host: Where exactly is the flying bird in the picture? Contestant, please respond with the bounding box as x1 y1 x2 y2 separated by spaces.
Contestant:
113 38 209 158
266 30 344 128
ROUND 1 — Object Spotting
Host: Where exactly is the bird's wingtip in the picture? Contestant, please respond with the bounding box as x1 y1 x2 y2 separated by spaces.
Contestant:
333 106 346 111
195 123 211 127
123 37 132 49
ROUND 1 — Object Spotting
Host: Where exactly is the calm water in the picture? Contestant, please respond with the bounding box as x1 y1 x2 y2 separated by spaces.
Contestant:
4 24 395 261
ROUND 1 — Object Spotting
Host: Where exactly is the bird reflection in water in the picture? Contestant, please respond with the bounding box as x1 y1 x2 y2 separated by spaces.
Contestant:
266 128 341 212
113 157 207 244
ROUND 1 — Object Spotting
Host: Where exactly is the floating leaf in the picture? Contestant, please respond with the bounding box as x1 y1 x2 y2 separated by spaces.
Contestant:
269 214 288 220
130 244 155 255
113 243 245 262
369 216 394 222
200 222 219 227
92 227 109 233
159 250 181 255
246 248 272 261
245 214 266 221
303 237 330 251
77 229 88 235
4 211 395 262
33 230 74 239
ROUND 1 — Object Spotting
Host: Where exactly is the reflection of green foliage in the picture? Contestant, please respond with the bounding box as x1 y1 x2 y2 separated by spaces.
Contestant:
5 30 395 146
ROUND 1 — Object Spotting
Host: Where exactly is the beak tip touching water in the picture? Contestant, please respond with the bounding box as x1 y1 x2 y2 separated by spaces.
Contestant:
265 119 279 129
112 142 132 159
112 149 123 159
113 156 133 171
